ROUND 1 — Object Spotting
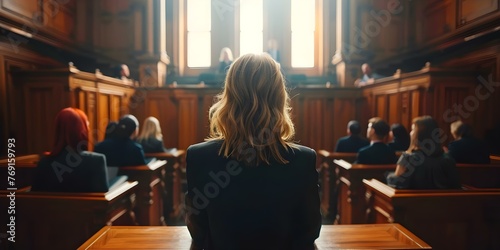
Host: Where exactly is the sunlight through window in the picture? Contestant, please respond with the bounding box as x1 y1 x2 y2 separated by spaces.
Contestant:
187 0 211 68
240 0 263 56
291 0 315 68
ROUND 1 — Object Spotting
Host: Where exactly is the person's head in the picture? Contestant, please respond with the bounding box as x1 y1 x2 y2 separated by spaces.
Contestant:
208 53 295 165
105 121 119 139
219 47 233 62
450 120 472 140
138 116 163 141
347 120 361 136
117 114 139 139
50 107 89 156
120 64 130 78
408 116 443 156
390 123 410 142
367 117 390 141
361 63 371 75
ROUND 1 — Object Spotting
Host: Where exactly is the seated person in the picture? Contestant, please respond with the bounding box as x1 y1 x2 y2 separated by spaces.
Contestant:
136 116 175 153
335 120 369 153
95 114 149 167
355 117 397 164
32 108 110 192
447 120 490 164
354 63 384 87
386 116 461 189
218 47 234 75
388 123 410 151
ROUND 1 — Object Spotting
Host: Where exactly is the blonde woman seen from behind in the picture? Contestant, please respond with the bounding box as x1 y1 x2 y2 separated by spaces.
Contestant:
185 53 321 250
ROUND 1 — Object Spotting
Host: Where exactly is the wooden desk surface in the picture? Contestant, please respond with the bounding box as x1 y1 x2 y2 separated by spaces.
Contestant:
79 224 431 249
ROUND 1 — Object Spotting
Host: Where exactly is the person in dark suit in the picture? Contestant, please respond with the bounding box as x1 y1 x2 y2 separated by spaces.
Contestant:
335 120 369 153
32 108 110 192
136 116 173 153
386 116 461 189
94 114 148 167
355 117 398 164
447 120 490 164
185 53 321 250
388 123 410 152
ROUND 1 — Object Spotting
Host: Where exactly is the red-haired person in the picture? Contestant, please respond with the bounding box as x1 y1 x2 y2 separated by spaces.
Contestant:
32 108 110 192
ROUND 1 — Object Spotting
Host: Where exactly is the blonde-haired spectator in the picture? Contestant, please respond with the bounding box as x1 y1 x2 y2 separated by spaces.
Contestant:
136 116 170 153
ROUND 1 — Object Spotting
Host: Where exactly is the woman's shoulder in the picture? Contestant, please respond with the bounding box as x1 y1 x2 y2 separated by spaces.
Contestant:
188 140 223 152
290 144 316 156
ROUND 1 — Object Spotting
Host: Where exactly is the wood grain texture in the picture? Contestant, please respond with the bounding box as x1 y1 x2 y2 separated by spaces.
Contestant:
79 224 431 249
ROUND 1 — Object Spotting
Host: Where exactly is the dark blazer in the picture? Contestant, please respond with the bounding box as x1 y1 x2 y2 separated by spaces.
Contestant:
136 137 167 154
185 140 322 250
448 137 490 164
388 140 410 152
356 142 398 164
94 138 147 167
335 135 369 153
32 150 109 192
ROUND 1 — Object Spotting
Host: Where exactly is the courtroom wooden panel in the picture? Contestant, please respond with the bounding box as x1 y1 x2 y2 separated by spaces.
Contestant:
79 224 431 249
14 65 135 154
0 182 138 250
118 160 167 226
364 179 500 250
0 0 39 20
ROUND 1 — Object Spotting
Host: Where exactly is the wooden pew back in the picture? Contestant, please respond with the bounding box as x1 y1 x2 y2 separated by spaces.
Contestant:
317 150 358 222
145 150 186 225
364 179 500 250
0 182 138 250
118 160 167 226
457 163 500 188
334 160 395 224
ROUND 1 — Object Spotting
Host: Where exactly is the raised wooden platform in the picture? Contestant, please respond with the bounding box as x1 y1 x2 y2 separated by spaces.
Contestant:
79 224 431 249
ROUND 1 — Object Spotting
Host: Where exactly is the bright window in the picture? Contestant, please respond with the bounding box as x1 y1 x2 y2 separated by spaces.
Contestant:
187 0 211 67
239 0 263 56
291 0 315 68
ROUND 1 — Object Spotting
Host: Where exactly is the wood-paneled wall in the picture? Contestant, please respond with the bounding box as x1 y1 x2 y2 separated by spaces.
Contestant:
130 86 362 152
361 63 500 145
13 65 135 154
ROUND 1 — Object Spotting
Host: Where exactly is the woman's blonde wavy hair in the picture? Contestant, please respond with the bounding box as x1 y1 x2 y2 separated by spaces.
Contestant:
207 53 296 165
137 116 163 141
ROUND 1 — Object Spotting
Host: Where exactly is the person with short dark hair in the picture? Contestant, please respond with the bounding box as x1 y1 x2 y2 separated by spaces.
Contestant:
447 120 490 164
185 53 321 250
387 116 461 189
94 114 148 167
334 120 369 153
32 108 110 192
355 117 397 164
388 123 410 151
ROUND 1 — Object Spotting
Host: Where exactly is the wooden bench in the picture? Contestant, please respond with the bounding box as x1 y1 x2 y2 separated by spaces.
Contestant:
317 150 358 222
78 224 431 249
364 179 500 250
118 160 167 226
457 163 500 188
146 150 186 224
333 159 395 224
0 181 138 250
